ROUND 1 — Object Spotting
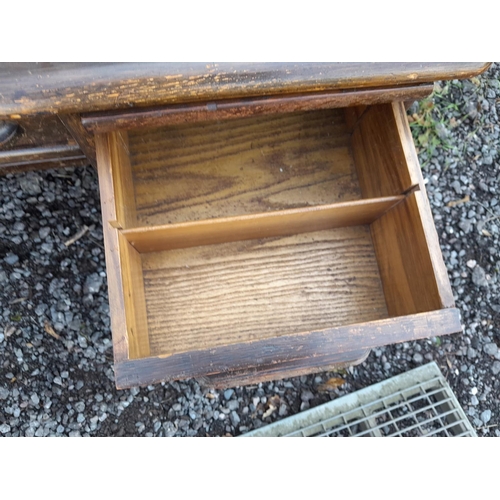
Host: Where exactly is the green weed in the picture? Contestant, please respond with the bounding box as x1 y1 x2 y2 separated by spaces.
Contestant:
408 92 451 162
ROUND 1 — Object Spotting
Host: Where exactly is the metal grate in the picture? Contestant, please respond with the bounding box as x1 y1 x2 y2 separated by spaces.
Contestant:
242 362 476 437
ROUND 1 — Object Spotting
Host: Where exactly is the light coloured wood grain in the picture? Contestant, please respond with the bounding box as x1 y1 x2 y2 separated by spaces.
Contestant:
390 101 454 309
128 109 361 226
350 103 420 197
95 133 129 363
108 130 137 228
122 196 403 253
141 226 388 357
118 232 150 359
391 101 428 190
371 191 453 316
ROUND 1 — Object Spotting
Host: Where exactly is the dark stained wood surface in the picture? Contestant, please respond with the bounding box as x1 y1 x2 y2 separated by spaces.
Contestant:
114 308 461 389
0 143 87 174
82 84 434 133
58 114 97 167
200 350 371 388
0 114 88 173
0 115 75 151
0 144 82 164
0 63 489 117
0 121 18 145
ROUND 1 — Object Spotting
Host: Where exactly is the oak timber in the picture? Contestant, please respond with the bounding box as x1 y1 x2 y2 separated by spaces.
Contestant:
118 233 150 359
122 196 404 253
128 109 361 226
344 105 368 133
371 191 454 315
350 103 420 197
199 350 371 388
0 114 88 172
95 133 129 363
91 90 465 388
390 101 455 309
141 226 389 357
350 102 455 315
115 309 461 389
82 84 434 133
0 63 489 117
58 114 97 167
107 131 137 228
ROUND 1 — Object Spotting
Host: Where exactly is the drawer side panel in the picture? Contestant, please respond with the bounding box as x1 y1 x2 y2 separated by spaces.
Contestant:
371 191 454 316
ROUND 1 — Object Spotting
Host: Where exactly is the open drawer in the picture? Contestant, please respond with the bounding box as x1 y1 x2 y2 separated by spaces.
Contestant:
94 101 461 389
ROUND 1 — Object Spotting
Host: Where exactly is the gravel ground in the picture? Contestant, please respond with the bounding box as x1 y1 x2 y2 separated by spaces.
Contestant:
1 64 499 437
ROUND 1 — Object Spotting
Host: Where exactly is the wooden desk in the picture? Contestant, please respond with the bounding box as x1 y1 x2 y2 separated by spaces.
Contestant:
0 63 490 388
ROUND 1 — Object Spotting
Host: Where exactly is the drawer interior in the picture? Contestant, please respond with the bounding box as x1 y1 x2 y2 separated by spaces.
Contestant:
133 226 388 358
95 102 458 387
127 109 360 227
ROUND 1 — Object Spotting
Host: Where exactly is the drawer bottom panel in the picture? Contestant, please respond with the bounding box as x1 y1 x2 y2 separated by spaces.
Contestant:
142 226 388 357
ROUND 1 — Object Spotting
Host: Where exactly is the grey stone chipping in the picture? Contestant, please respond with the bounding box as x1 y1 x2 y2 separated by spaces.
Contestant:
1 64 500 437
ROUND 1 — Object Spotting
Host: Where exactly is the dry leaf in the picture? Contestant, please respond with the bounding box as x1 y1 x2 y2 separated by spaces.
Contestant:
447 195 470 207
268 395 280 407
44 321 60 340
261 395 280 419
318 377 345 392
263 405 276 419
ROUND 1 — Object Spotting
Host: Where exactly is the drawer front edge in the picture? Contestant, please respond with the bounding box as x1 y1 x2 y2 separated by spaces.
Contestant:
114 309 462 389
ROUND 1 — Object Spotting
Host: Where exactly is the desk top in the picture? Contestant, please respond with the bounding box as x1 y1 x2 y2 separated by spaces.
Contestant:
0 62 490 118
